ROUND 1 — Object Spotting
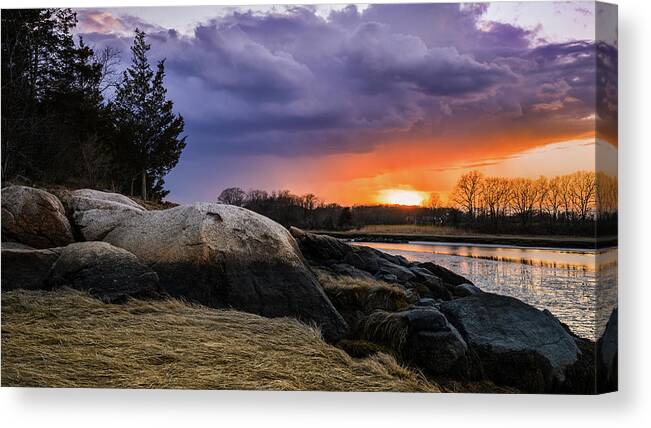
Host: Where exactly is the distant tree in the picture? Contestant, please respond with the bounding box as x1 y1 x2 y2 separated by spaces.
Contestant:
427 193 442 210
451 171 483 218
480 177 511 228
544 176 565 222
218 187 247 206
568 171 596 221
596 172 617 217
113 29 186 201
337 207 353 229
510 178 539 225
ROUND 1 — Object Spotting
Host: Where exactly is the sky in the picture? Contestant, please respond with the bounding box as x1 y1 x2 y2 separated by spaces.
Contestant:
73 2 618 205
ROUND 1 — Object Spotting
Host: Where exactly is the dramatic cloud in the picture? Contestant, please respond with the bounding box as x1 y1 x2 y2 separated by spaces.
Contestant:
73 4 617 202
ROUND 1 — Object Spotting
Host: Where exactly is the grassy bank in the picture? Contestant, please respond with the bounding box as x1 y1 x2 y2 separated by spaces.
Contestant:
1 289 439 392
310 224 617 249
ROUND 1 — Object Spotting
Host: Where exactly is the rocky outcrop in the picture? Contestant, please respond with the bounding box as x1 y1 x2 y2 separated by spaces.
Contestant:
101 203 348 341
290 228 474 299
597 308 618 392
1 185 74 248
282 229 596 392
57 189 146 241
1 241 159 302
439 293 581 393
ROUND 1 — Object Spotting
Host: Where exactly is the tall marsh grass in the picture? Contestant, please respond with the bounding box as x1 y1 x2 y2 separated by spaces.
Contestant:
1 289 439 392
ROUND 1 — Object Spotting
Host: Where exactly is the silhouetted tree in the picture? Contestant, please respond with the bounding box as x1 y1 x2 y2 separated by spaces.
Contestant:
113 29 185 201
1 9 109 184
218 187 247 206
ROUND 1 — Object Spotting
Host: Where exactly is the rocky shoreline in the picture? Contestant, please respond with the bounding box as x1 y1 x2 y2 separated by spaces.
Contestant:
1 185 617 393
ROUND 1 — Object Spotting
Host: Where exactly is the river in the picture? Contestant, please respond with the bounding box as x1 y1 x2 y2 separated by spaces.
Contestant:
351 241 618 340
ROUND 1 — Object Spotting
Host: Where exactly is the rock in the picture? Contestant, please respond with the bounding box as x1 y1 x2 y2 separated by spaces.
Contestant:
103 203 348 341
410 265 440 283
48 242 160 303
330 263 374 280
343 245 383 272
290 229 418 284
439 293 580 393
59 189 146 241
376 258 416 282
415 298 437 307
408 266 453 300
1 246 61 290
1 242 35 250
597 308 618 392
418 261 474 286
403 308 468 374
453 283 483 297
361 308 467 375
1 242 159 303
1 185 74 248
60 188 146 212
289 227 349 262
374 272 399 283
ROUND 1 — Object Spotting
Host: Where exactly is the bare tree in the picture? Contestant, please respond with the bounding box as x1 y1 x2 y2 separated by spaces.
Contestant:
480 177 511 226
218 187 247 206
510 178 540 224
427 192 442 209
544 176 564 221
451 171 483 218
93 45 122 94
596 172 618 217
569 171 596 221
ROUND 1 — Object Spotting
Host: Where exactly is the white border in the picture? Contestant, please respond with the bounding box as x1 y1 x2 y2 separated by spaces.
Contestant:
2 1 649 427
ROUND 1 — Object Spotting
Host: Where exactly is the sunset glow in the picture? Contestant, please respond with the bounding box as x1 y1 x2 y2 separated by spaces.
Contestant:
377 189 428 206
70 3 618 204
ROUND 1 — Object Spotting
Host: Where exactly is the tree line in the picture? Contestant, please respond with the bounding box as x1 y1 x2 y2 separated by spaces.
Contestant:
218 169 617 237
449 170 617 234
1 9 185 201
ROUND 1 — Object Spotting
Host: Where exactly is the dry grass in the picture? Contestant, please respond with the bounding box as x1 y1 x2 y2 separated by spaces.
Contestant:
358 311 409 353
315 269 409 314
1 289 440 392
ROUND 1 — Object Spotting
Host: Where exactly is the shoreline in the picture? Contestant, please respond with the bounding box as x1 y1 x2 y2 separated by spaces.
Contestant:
308 230 618 250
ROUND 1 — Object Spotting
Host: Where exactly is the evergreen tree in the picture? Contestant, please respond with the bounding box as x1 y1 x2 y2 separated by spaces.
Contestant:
113 29 185 201
1 9 109 184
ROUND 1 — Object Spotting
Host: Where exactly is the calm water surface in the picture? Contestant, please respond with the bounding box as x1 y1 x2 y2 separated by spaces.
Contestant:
352 241 618 340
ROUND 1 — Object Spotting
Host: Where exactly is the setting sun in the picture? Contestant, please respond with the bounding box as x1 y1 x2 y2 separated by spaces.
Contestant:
376 189 428 206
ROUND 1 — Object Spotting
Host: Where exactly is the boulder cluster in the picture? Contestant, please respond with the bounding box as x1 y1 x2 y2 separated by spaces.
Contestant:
1 185 617 393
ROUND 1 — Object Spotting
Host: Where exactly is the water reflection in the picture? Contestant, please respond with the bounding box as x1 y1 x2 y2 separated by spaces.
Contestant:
353 241 618 340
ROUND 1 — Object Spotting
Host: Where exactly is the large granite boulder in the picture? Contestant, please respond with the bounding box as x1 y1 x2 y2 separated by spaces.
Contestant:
439 293 582 393
57 189 146 241
1 241 159 302
102 203 348 341
597 307 618 392
1 185 74 248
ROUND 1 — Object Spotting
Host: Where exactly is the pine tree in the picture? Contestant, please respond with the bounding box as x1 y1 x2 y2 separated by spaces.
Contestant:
113 29 185 201
1 9 109 183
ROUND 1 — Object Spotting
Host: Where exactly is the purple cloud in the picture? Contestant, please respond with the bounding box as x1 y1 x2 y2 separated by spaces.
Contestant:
72 4 617 197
